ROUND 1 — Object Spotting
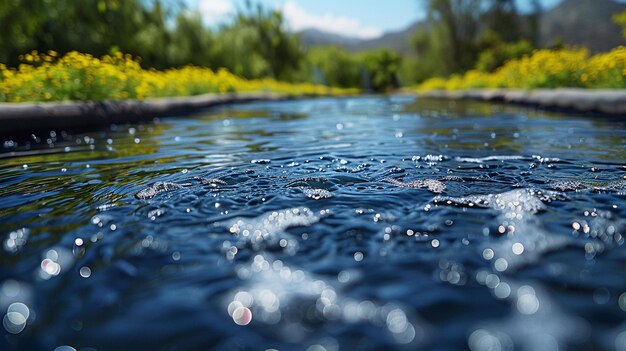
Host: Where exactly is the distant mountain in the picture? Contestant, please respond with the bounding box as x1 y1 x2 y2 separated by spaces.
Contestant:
299 21 428 54
300 0 626 54
298 29 363 49
540 0 626 52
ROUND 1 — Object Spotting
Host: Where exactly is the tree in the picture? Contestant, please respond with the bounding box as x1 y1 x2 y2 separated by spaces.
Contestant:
427 0 483 73
212 2 304 81
307 47 361 88
0 0 177 68
486 0 521 43
359 49 402 92
613 10 626 39
412 0 538 78
168 13 216 68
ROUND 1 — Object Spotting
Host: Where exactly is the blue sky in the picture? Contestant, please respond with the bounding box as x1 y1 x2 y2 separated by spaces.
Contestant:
188 0 609 39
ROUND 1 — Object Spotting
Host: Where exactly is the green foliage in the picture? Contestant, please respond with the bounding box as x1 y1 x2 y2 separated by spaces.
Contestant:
307 47 361 88
0 0 177 69
407 0 542 82
167 13 215 68
613 10 626 39
426 0 483 73
0 0 303 82
358 49 402 92
212 4 304 81
404 30 449 84
475 31 534 72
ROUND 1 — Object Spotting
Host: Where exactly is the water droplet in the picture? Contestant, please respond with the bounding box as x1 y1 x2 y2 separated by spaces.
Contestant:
54 346 77 351
512 243 524 255
3 311 26 334
517 287 539 315
79 267 91 278
494 258 508 272
232 306 252 325
482 248 494 260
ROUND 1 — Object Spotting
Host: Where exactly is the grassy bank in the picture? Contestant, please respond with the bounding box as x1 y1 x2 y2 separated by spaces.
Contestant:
418 47 626 91
0 51 356 103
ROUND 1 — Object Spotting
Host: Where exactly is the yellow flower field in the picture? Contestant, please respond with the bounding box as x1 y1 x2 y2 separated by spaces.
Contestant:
0 51 355 103
418 47 626 91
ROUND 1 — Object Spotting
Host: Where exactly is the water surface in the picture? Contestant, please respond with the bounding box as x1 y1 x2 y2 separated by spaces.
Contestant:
1 96 625 351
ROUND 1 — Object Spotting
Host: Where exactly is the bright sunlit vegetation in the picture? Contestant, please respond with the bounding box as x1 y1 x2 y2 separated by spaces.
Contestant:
417 46 626 90
0 51 354 103
1 0 625 103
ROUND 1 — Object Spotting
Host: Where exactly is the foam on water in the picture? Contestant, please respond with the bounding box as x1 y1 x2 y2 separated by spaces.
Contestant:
435 188 568 270
220 207 321 251
382 178 447 194
135 181 186 200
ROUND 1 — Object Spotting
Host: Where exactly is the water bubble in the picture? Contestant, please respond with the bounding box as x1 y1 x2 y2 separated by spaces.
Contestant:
483 248 494 260
232 306 252 326
593 288 610 305
41 259 61 276
517 286 539 315
431 239 440 248
3 311 26 334
4 228 29 254
1 280 21 299
485 274 500 289
234 291 254 307
353 252 363 262
7 302 30 320
79 267 91 278
468 329 504 351
386 308 408 334
338 271 351 283
512 243 524 255
39 247 73 279
619 292 626 311
54 346 77 351
494 282 511 299
494 258 508 272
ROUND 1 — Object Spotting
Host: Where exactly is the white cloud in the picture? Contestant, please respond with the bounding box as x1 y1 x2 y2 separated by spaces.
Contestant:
281 1 382 39
198 0 235 25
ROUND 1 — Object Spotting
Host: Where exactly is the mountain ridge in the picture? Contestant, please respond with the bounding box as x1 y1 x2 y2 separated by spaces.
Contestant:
299 0 626 53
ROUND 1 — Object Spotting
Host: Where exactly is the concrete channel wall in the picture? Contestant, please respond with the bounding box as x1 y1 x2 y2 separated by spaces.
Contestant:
417 89 626 116
0 92 294 135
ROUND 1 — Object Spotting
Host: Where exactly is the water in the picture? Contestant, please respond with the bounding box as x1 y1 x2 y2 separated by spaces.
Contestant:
0 96 625 351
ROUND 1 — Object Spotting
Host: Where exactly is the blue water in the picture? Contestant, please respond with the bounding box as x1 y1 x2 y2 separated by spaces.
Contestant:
1 96 625 351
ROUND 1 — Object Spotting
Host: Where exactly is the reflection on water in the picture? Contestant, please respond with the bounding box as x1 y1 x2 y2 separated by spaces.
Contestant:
0 96 625 351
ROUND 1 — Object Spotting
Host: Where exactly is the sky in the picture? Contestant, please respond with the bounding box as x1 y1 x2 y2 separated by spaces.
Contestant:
188 0 606 39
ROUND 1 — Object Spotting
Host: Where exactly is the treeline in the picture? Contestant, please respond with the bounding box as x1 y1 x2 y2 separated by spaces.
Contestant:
0 0 400 91
399 0 543 84
0 0 303 80
310 0 545 87
1 0 620 92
